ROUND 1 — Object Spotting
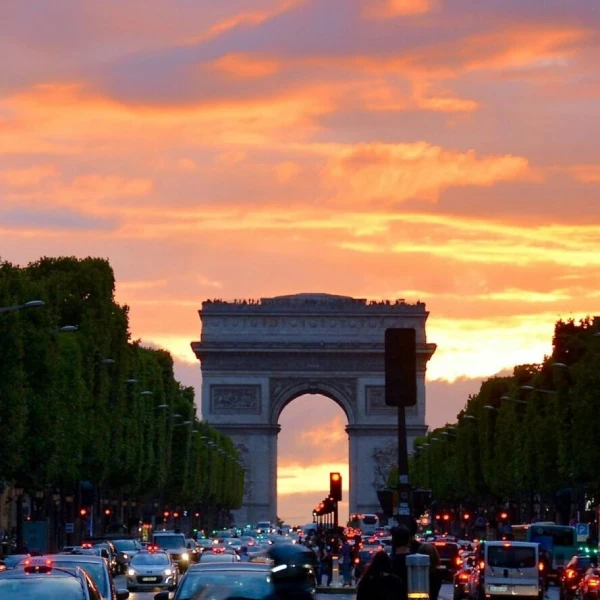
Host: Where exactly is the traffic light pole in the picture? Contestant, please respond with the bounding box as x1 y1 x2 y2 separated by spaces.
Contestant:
334 500 338 530
397 403 412 529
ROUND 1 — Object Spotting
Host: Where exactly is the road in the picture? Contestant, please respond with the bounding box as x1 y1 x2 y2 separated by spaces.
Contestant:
114 579 561 600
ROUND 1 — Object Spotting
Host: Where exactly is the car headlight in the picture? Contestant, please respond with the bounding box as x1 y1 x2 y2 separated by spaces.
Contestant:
127 569 135 577
122 554 128 559
164 569 172 576
181 553 189 561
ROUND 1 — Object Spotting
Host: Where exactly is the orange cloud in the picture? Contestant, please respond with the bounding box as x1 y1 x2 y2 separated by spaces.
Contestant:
364 0 436 19
567 165 600 184
300 415 348 447
0 165 57 187
210 53 282 78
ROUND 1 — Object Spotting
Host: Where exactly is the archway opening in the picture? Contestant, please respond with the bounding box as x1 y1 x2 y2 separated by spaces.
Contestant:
277 394 349 528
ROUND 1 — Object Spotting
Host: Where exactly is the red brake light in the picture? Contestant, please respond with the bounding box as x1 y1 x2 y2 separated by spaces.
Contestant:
589 578 600 588
24 558 53 573
81 543 92 549
538 562 544 571
456 557 463 566
459 573 470 581
479 561 485 569
566 569 577 580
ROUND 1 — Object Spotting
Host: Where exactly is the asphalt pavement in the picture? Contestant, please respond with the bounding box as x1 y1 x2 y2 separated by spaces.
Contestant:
114 578 561 600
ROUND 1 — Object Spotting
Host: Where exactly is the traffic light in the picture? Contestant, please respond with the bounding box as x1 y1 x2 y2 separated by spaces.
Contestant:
104 508 111 517
384 328 417 407
79 508 88 517
329 472 342 502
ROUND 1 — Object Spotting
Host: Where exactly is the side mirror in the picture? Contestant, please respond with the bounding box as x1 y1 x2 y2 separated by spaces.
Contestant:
154 592 170 600
116 591 130 600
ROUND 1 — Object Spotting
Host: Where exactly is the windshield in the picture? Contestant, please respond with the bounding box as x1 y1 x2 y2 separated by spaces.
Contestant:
0 577 84 599
362 515 378 525
177 571 272 600
51 560 107 597
113 540 141 552
436 544 459 559
154 535 186 549
132 553 170 566
488 546 536 569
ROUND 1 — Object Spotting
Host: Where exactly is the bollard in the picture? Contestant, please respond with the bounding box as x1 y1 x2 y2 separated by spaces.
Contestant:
406 553 430 600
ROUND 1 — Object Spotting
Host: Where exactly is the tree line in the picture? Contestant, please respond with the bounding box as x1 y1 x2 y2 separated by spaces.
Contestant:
409 317 600 523
0 256 244 523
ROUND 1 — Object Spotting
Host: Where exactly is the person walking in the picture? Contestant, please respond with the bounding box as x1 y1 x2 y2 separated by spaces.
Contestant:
357 550 405 600
319 546 333 587
340 539 352 586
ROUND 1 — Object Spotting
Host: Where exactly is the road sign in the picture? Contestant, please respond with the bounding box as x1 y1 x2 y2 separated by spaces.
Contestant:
65 522 74 534
576 523 590 542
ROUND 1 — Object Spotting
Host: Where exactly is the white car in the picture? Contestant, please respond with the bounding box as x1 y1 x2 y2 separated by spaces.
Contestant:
126 549 178 593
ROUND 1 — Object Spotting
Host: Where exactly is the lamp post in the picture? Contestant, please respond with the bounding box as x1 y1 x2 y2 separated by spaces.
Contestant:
0 300 45 314
13 486 24 553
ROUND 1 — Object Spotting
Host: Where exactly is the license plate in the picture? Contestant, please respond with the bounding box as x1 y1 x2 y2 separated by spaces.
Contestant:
142 577 157 582
439 565 447 569
490 585 508 592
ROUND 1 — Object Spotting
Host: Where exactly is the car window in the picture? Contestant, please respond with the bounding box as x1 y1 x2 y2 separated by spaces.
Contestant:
84 571 103 600
177 571 272 600
0 577 85 599
113 540 141 552
52 560 108 598
154 535 186 549
132 553 170 566
488 546 536 569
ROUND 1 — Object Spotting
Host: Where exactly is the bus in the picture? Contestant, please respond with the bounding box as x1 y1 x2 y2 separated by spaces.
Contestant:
349 513 380 536
511 523 578 577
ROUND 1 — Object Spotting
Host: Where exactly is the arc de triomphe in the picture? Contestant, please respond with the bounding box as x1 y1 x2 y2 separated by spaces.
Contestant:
191 293 436 526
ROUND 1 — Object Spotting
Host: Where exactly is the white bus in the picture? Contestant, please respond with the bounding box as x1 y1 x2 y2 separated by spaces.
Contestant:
350 513 380 535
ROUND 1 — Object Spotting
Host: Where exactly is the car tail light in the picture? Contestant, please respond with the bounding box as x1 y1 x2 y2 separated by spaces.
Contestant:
588 578 600 588
456 556 463 566
479 561 485 570
459 572 470 581
566 569 577 580
539 562 545 572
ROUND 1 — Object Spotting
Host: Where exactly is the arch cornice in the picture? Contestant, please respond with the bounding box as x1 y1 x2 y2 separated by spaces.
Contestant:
269 377 357 425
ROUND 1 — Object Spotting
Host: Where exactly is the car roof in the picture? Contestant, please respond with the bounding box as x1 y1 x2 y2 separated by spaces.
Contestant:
0 564 86 580
48 554 107 564
188 562 271 571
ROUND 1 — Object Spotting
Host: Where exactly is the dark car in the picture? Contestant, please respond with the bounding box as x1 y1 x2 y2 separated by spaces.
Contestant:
153 532 191 573
111 538 143 573
0 556 103 599
154 562 273 600
434 540 461 581
38 553 129 600
579 568 600 600
560 555 598 600
453 555 475 600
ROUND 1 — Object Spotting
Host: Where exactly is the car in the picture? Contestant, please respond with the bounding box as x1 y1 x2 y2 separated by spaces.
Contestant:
200 550 241 563
434 540 462 581
152 532 191 573
2 554 30 569
185 538 201 563
0 556 103 599
154 562 273 600
111 538 143 573
126 547 178 593
453 555 475 600
560 554 598 600
579 568 600 600
34 553 129 600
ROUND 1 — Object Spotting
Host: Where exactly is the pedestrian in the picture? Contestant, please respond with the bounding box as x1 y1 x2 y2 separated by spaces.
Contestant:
340 539 352 586
319 546 333 586
356 550 405 600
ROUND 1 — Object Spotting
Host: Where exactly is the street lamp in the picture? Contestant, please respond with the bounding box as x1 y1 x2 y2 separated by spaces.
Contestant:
484 405 497 411
101 358 115 365
154 404 169 410
140 390 153 396
125 378 138 384
463 415 477 420
0 300 45 313
59 325 78 332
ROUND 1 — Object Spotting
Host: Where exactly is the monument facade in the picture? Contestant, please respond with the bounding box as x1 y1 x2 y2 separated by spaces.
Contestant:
191 293 436 525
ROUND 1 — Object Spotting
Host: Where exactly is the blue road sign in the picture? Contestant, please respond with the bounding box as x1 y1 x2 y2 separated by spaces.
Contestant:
576 523 590 541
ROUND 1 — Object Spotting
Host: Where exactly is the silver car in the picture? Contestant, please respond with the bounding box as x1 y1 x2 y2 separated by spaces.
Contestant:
126 549 178 592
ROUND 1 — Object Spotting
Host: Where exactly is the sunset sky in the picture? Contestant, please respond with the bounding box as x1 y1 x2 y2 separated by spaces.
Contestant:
1 0 599 524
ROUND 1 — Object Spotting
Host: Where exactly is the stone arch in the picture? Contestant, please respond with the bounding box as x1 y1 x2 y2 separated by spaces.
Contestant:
191 293 436 525
269 377 357 426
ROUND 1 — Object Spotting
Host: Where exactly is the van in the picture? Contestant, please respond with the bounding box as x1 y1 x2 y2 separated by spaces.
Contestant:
483 541 542 600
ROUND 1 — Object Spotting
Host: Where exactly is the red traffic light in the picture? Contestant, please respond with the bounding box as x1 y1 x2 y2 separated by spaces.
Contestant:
163 510 170 518
79 508 88 517
329 472 342 502
173 511 180 518
463 513 470 520
194 512 200 518
104 509 111 516
442 514 450 521
500 512 508 520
